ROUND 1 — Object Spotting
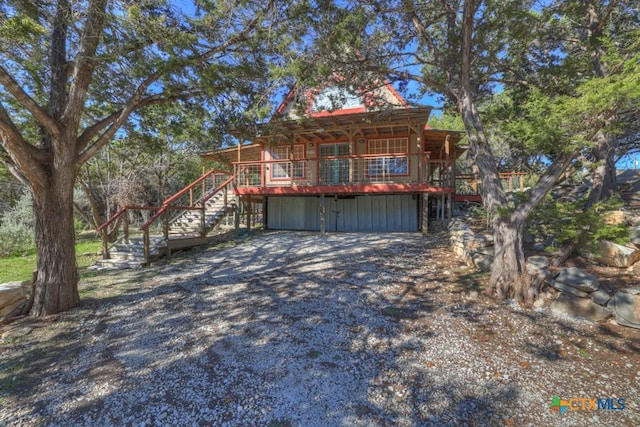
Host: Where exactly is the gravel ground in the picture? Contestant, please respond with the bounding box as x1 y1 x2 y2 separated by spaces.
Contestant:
1 230 639 426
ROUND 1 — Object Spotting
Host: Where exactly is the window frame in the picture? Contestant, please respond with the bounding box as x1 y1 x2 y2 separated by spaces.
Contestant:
366 137 410 177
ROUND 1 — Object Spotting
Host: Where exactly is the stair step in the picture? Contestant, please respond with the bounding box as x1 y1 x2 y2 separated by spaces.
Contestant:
93 258 145 269
108 252 147 262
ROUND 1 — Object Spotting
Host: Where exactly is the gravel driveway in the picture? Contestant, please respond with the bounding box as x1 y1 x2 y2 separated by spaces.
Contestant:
1 231 639 426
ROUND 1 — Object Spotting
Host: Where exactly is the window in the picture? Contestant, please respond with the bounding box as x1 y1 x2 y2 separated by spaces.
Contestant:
271 145 305 179
311 86 364 112
367 138 409 176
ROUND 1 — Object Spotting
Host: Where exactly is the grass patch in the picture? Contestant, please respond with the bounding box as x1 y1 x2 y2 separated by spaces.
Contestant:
0 238 102 283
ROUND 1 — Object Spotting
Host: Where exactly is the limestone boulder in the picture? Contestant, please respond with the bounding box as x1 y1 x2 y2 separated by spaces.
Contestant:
550 293 612 322
630 225 640 246
0 282 28 320
590 288 612 306
554 267 599 293
549 281 590 298
613 287 640 329
472 253 493 272
603 210 626 225
464 233 494 249
595 240 640 268
526 256 549 275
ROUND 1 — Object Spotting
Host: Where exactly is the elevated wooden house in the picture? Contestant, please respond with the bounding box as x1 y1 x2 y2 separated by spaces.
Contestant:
202 83 465 233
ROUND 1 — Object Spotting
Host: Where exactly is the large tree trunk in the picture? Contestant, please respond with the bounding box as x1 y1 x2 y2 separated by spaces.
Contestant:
488 215 533 303
585 129 617 209
30 162 80 316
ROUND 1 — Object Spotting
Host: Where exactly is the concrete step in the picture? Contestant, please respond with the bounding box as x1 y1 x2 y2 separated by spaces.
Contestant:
93 258 145 270
108 252 147 262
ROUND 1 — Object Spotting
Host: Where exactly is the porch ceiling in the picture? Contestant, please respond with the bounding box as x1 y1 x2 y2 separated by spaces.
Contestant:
423 129 466 160
232 107 433 144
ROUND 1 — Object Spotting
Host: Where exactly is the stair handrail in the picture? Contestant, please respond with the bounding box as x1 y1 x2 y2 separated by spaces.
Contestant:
139 170 231 231
137 170 234 265
96 205 161 259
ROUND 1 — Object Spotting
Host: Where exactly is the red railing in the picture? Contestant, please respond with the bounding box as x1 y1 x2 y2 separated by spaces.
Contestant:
97 170 234 265
455 172 527 197
232 152 449 188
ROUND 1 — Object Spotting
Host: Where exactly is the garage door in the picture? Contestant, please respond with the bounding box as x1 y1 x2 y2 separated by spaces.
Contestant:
266 195 418 232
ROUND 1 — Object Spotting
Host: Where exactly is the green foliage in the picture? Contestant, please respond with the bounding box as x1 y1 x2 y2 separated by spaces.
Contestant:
0 191 34 257
529 194 628 253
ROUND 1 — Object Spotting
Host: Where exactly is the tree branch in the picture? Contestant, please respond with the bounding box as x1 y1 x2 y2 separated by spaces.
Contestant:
514 149 577 219
63 0 108 128
0 103 51 178
0 66 61 138
404 2 444 70
193 0 277 64
76 90 203 163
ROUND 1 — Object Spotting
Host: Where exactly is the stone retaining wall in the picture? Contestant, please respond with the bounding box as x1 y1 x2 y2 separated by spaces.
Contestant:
448 218 640 330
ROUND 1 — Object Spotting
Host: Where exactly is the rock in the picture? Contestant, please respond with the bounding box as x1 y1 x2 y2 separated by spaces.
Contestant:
0 282 27 320
526 256 549 274
612 287 640 329
550 281 590 298
590 288 612 306
550 293 613 322
554 267 599 293
629 225 640 247
603 210 626 225
472 253 493 272
595 240 640 268
628 215 640 227
465 233 493 249
448 219 470 231
531 243 546 252
523 229 535 244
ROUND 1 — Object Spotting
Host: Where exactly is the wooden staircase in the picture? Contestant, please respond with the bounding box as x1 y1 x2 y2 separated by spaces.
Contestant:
95 171 235 269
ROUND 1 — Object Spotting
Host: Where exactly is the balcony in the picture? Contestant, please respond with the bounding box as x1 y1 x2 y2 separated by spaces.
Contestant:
232 152 457 196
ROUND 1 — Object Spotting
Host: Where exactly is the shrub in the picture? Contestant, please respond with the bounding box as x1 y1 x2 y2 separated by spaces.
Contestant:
0 192 35 257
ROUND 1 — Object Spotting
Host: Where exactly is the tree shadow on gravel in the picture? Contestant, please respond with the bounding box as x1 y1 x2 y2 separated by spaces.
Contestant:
2 231 637 426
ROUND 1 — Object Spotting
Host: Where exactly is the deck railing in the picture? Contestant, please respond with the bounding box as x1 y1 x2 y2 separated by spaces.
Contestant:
97 170 234 265
455 172 527 198
231 152 459 188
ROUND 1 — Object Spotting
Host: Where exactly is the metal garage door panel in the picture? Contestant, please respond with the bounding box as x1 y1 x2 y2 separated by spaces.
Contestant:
268 197 320 230
268 195 417 232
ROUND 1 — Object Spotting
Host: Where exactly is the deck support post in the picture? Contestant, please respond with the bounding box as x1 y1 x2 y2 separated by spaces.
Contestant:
143 229 150 267
320 194 326 237
422 194 429 235
200 204 206 237
246 200 252 230
234 196 241 230
163 211 171 258
101 229 110 259
447 193 453 222
123 210 129 241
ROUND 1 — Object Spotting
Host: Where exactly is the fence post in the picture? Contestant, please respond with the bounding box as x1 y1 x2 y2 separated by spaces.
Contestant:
123 209 129 241
162 210 171 258
143 228 150 267
234 196 241 230
101 229 110 259
201 205 206 236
